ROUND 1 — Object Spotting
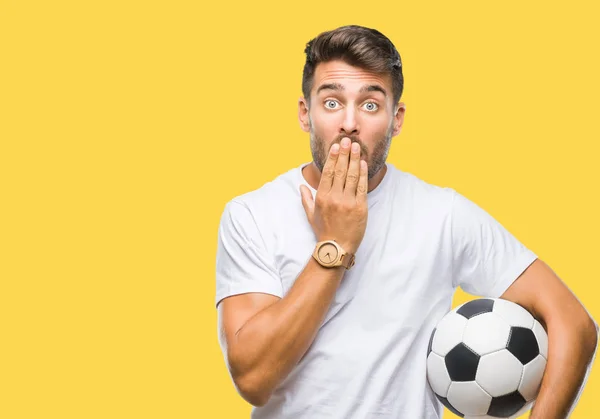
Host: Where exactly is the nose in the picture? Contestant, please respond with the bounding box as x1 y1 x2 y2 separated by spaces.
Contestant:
340 107 359 137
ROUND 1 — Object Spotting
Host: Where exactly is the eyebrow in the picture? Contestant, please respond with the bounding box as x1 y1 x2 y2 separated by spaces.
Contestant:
315 83 387 97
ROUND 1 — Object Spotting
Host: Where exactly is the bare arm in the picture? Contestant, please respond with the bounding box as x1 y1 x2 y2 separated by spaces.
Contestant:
217 138 369 406
218 258 345 406
529 315 597 419
501 259 598 418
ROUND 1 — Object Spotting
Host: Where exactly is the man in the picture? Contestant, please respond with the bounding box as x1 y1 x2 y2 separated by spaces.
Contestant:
215 25 597 418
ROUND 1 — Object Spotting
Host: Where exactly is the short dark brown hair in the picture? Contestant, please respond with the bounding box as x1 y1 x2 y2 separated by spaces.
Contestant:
302 25 404 107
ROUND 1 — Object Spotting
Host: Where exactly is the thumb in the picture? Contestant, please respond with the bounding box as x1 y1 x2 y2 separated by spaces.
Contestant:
299 185 315 218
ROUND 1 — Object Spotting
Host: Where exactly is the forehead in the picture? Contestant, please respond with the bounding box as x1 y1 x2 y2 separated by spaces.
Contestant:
312 60 392 96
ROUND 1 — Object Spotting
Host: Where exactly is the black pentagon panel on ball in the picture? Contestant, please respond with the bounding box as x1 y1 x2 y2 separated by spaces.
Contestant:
487 391 527 418
437 395 464 417
428 328 436 356
507 327 539 364
445 343 480 382
456 298 495 319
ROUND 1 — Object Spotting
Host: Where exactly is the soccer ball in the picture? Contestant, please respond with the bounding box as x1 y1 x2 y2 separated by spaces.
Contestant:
426 298 548 418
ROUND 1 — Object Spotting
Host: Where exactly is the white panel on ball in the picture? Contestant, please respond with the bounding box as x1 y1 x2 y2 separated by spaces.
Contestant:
532 320 549 359
519 355 547 401
447 381 492 416
492 298 534 328
426 352 452 397
476 349 524 397
431 311 468 356
463 313 511 355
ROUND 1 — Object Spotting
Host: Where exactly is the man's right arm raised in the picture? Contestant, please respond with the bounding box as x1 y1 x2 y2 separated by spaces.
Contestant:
217 138 368 407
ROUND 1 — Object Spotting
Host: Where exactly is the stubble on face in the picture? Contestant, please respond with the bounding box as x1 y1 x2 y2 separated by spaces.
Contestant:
309 117 394 180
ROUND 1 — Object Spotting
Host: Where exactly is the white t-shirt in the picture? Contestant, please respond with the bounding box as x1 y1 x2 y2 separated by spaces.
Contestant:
215 161 538 419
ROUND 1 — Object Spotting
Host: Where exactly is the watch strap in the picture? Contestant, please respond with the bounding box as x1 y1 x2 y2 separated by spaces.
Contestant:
340 252 356 270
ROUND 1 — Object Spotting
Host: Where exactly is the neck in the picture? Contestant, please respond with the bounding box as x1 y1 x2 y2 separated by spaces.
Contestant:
302 162 387 193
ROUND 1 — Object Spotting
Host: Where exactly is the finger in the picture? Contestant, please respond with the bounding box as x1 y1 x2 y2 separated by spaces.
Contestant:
356 160 368 202
318 142 340 193
344 142 361 197
331 137 352 194
299 185 314 219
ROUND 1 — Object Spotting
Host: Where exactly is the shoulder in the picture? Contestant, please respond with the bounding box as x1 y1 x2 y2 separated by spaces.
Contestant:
386 163 455 210
229 163 302 208
220 163 306 229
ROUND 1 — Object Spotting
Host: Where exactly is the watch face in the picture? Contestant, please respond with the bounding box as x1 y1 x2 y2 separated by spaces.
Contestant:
318 242 339 265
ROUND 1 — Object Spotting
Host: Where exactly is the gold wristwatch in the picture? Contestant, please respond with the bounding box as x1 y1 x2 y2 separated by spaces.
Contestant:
312 240 355 270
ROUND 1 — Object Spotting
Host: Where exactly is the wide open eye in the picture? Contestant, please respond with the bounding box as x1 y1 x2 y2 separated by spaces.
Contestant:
363 102 379 112
324 99 339 109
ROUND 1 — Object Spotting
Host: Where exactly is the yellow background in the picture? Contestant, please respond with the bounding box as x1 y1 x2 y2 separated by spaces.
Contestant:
1 0 598 418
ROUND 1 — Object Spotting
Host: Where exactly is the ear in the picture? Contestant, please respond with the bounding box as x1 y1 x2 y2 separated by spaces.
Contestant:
298 97 311 133
391 102 406 137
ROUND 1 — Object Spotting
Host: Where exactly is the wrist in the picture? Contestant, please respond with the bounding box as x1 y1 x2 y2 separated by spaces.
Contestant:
312 239 356 270
337 242 357 257
308 257 346 283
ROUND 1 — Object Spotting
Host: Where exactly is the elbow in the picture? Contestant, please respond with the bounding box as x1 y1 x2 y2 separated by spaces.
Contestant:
240 389 271 408
233 372 272 407
225 346 275 407
581 316 598 358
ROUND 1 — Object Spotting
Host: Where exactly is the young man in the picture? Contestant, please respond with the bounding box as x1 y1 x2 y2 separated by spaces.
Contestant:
215 25 597 418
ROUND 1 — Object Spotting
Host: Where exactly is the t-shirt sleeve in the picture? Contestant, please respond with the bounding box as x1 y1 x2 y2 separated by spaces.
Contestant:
450 190 538 298
215 200 283 308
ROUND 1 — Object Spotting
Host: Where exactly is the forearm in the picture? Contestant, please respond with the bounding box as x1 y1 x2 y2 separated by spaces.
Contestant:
530 319 597 419
229 257 345 403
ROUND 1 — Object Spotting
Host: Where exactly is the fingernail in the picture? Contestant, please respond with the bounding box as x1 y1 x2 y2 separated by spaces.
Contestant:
341 138 350 147
351 142 359 153
331 144 340 153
